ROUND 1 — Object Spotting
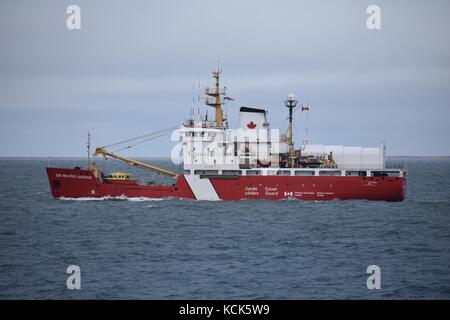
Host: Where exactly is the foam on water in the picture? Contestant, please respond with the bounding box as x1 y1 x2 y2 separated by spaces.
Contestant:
59 195 169 201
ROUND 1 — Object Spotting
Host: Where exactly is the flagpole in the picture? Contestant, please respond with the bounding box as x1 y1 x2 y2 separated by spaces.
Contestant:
301 102 309 145
87 130 91 168
306 103 309 145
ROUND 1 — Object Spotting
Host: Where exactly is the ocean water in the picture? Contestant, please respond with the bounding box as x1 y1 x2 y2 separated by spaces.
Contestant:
0 157 449 299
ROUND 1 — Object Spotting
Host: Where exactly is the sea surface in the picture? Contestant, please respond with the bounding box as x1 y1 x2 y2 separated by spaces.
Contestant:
0 157 449 299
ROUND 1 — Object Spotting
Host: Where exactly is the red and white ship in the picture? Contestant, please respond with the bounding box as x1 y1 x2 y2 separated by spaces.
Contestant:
47 69 405 201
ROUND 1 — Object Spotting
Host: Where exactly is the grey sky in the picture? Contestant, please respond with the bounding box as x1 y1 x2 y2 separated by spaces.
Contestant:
1 0 449 156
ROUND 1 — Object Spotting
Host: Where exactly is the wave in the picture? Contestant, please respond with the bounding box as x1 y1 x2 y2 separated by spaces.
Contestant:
59 195 169 201
127 197 167 202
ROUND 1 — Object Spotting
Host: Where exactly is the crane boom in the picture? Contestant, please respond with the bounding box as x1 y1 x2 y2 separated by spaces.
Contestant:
94 147 179 178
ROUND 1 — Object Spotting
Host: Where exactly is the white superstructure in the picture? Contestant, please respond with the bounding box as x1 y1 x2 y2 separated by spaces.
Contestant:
179 69 388 173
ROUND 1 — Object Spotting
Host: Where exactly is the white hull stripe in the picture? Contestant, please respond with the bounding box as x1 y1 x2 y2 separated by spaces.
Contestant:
184 175 220 201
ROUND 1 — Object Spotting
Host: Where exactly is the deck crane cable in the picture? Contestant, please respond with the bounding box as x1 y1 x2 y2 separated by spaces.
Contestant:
93 125 180 178
111 131 173 153
101 126 178 149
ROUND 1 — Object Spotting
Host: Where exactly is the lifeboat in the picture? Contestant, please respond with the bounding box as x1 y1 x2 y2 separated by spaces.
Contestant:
104 172 138 185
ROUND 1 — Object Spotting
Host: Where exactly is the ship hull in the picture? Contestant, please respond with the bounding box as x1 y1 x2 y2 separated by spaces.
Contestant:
46 167 405 201
46 167 196 199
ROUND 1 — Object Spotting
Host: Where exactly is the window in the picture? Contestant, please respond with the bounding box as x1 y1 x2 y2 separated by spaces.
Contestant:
184 170 191 175
319 170 342 176
222 170 242 175
346 171 367 177
246 170 261 176
295 170 315 176
194 170 219 175
371 171 401 177
275 170 291 176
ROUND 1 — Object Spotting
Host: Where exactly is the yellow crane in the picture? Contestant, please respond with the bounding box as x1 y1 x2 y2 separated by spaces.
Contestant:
94 147 179 179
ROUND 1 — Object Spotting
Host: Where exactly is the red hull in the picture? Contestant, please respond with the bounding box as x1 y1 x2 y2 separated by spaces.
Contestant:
46 167 405 201
46 167 196 199
209 176 404 201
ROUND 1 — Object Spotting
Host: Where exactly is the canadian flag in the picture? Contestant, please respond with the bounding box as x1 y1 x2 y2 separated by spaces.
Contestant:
301 104 309 111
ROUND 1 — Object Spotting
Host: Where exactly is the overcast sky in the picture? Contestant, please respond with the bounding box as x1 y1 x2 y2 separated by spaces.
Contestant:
1 0 449 157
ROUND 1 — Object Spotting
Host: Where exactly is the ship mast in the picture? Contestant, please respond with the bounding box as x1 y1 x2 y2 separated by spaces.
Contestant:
87 130 91 167
284 94 298 168
205 68 226 128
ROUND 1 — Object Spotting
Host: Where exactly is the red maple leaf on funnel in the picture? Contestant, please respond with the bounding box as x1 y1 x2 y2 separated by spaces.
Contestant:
247 121 257 129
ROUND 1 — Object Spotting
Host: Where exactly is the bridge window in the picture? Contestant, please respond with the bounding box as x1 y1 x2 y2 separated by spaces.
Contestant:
246 170 261 176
